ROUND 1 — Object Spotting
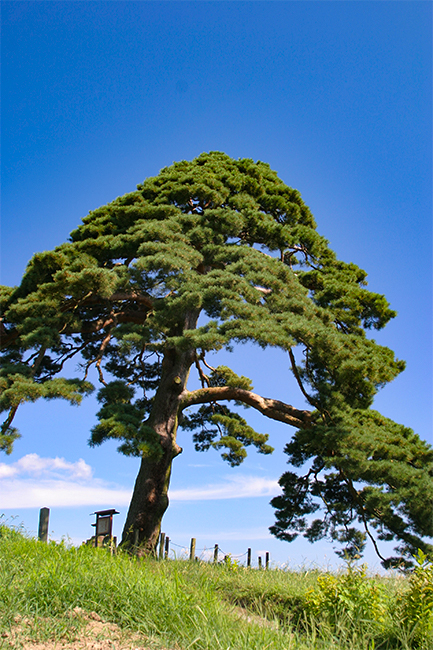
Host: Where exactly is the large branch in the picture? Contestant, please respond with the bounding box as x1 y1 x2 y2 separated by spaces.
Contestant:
179 386 312 429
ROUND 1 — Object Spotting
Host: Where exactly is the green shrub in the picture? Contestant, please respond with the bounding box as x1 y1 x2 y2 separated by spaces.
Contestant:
397 549 433 648
304 560 389 633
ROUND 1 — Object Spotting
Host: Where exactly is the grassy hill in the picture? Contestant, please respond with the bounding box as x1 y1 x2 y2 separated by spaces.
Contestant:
0 523 431 649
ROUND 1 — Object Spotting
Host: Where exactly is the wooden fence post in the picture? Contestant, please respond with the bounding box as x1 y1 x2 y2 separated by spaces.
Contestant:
213 544 219 563
258 556 262 569
189 538 196 561
159 532 165 560
247 547 251 567
165 536 170 559
265 551 270 569
38 507 50 543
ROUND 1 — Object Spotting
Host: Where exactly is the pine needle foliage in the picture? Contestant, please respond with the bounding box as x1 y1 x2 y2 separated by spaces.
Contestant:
1 152 432 563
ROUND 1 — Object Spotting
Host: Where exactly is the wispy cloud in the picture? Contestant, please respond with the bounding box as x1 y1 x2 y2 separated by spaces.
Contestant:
170 476 279 501
0 454 279 509
175 527 273 542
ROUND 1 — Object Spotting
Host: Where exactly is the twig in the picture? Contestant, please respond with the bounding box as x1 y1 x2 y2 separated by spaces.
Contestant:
201 355 217 373
342 472 387 563
194 355 210 388
288 349 318 409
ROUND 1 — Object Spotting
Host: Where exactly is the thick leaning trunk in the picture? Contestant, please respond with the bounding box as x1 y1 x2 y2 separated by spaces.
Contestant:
121 448 176 554
121 315 198 554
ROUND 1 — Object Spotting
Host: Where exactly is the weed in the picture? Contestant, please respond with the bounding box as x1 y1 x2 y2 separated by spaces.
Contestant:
396 549 433 648
304 559 389 631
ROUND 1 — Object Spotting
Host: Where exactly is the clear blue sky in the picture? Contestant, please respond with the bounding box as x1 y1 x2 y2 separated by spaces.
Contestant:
1 0 431 570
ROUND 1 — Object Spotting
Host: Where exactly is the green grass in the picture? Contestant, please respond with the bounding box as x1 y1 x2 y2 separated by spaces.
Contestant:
0 524 432 650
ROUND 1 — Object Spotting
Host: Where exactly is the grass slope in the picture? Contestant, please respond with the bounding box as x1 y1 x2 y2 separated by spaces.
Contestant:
0 525 432 650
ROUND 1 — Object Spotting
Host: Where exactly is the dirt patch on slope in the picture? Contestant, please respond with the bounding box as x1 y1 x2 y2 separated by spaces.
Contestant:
0 609 173 650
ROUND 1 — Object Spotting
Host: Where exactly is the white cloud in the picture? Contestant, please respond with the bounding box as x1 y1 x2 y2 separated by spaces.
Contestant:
0 454 129 509
0 454 279 509
0 454 93 480
169 476 279 501
0 464 17 479
1 478 132 509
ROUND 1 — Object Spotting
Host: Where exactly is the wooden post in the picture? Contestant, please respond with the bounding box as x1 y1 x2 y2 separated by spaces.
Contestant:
258 556 262 569
265 552 270 569
159 532 165 560
38 507 50 543
189 537 196 560
165 536 170 559
247 547 251 567
213 544 219 563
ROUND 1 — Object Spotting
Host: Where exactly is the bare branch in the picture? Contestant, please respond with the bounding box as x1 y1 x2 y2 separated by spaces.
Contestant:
96 356 107 386
255 286 272 295
341 470 387 563
31 346 46 376
194 355 210 388
201 355 217 373
288 348 319 409
180 386 312 429
83 328 113 384
41 341 89 380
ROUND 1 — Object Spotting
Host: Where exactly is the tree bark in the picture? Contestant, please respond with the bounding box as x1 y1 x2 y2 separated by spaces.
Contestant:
120 445 176 555
121 313 198 555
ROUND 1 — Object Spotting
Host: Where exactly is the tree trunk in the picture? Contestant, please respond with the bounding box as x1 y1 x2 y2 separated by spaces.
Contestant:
120 445 176 554
121 317 198 555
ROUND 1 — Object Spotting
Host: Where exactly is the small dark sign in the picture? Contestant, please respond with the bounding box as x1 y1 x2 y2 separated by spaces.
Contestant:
91 509 119 547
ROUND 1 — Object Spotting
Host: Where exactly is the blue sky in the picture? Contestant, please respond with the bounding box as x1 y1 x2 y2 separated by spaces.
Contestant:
1 0 432 570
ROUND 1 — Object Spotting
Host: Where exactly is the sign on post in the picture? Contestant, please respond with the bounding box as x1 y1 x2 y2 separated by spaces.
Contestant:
91 509 119 547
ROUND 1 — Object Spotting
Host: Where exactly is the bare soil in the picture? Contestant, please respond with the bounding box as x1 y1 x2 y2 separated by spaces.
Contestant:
0 606 274 649
0 609 172 650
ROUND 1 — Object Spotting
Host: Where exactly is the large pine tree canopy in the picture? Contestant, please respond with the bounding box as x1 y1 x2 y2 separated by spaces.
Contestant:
1 152 432 566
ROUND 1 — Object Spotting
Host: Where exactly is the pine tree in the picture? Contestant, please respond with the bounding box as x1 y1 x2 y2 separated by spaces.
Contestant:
1 152 432 565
